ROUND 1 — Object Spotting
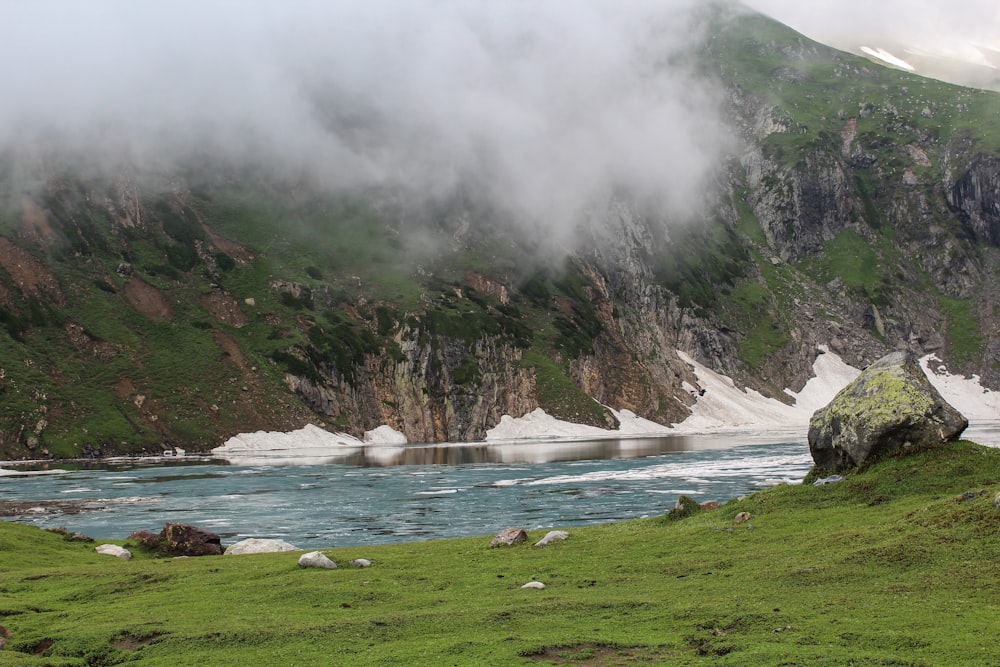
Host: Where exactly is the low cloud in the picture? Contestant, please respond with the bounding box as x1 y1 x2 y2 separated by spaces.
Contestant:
2 1 733 247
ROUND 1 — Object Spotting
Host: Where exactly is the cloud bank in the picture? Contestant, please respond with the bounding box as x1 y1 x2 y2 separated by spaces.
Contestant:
1 0 732 242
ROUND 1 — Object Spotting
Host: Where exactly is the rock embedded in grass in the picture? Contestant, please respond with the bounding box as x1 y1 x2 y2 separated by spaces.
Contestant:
808 351 968 472
521 581 546 589
298 551 337 569
490 527 527 547
349 558 372 568
95 544 132 560
224 538 299 555
534 530 569 547
813 474 845 486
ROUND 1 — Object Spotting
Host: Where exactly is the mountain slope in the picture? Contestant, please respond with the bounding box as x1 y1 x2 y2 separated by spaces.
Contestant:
0 7 998 458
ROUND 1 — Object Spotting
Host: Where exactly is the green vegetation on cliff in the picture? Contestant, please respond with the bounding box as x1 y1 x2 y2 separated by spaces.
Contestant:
2 441 1000 664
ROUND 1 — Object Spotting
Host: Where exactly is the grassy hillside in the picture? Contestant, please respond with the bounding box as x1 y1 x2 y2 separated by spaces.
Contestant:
2 441 1000 664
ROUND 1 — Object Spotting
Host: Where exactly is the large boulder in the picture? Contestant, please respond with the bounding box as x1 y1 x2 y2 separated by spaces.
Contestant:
808 351 967 471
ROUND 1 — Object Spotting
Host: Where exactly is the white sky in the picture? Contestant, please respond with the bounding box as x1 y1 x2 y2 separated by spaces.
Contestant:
746 0 1000 67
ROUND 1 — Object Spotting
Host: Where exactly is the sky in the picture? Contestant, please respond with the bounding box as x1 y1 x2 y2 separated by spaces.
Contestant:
745 0 1000 75
1 0 997 245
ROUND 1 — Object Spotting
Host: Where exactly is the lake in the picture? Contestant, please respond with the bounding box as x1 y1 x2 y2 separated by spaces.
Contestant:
2 426 997 549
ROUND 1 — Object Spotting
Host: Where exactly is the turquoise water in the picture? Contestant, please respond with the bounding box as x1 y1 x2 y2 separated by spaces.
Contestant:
0 434 813 548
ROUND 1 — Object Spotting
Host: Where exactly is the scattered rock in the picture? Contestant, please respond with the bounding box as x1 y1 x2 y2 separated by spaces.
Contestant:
733 512 753 525
959 490 987 502
534 530 569 547
490 527 527 547
298 551 337 569
349 558 372 568
813 474 845 486
96 544 132 560
993 493 1000 509
808 351 967 472
224 538 299 555
521 581 546 589
700 500 723 510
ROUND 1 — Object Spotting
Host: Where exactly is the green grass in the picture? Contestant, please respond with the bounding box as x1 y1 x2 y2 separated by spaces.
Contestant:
520 349 612 428
939 297 984 365
3 441 1000 664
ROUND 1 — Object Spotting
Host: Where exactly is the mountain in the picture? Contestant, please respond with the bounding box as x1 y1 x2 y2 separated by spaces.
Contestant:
1 6 998 459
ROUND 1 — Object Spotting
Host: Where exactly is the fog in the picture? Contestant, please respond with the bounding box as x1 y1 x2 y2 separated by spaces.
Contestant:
1 0 735 245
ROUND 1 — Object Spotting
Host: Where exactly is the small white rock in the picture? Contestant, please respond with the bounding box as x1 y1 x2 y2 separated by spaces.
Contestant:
521 581 546 589
534 530 569 547
95 544 132 560
298 551 337 569
349 558 372 568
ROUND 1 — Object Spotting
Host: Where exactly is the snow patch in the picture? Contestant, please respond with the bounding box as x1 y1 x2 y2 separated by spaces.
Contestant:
211 423 406 465
919 354 1000 421
485 408 623 441
860 46 916 71
673 346 860 433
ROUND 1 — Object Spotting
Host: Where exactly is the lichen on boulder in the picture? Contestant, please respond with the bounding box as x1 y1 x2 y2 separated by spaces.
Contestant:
808 351 967 472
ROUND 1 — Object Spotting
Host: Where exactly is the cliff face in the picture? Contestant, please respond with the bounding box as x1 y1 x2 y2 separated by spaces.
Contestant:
950 155 1000 247
0 10 998 457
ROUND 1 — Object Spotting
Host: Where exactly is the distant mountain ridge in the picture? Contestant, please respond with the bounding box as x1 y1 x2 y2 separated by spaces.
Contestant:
0 7 998 458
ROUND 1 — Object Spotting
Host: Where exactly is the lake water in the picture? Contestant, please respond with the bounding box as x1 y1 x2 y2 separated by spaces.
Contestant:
2 426 996 549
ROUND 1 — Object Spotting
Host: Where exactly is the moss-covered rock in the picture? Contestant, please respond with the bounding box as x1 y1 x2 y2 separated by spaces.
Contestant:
807 351 968 472
667 495 703 521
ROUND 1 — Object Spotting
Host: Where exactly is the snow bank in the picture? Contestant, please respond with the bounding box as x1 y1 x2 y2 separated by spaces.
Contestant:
673 346 860 433
486 408 620 441
919 355 1000 422
210 423 406 464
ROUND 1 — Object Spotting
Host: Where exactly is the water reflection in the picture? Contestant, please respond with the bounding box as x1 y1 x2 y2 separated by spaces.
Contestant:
216 435 732 467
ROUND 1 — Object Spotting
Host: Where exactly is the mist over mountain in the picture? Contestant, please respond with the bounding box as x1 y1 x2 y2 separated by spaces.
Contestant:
2 0 735 251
